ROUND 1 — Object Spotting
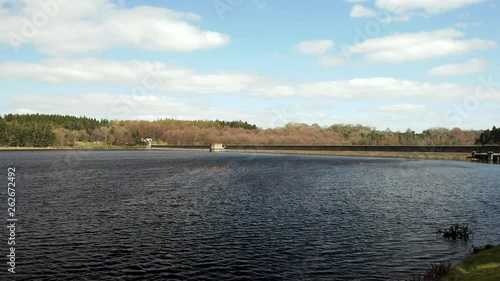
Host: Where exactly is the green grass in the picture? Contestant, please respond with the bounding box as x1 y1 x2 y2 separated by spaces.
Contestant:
73 141 109 149
442 246 500 281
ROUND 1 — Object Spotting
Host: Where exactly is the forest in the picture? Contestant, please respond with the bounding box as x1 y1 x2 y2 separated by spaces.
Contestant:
0 114 497 148
476 126 500 145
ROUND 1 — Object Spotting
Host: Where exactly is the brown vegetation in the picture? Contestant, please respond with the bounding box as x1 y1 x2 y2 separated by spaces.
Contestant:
0 114 487 147
126 120 482 146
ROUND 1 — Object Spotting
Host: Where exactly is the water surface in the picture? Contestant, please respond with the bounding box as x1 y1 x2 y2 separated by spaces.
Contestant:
2 150 499 280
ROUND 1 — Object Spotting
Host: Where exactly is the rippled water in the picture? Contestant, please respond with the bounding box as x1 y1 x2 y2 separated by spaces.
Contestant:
2 150 500 280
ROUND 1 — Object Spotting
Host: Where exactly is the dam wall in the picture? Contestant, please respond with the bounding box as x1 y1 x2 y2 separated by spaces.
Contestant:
152 145 499 153
224 145 499 153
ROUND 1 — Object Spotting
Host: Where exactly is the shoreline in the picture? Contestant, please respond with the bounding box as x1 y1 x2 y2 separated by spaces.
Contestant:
0 146 477 161
441 245 499 281
0 146 141 151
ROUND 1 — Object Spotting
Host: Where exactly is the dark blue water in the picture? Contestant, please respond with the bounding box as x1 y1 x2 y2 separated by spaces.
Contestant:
1 150 499 280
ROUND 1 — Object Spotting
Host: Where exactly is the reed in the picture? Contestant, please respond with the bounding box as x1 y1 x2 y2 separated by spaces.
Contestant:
437 224 473 241
405 262 452 281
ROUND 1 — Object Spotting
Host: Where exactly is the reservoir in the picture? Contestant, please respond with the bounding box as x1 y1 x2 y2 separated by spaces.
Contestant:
2 150 499 280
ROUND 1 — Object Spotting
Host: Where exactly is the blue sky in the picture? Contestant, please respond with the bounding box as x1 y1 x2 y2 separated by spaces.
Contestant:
0 0 499 131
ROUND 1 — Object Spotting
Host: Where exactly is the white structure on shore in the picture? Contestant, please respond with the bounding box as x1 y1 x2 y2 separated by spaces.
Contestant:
142 138 153 148
210 143 225 152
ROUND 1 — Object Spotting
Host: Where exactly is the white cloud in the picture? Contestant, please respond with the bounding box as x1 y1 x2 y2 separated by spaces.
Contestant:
296 40 335 56
427 58 487 76
343 28 496 64
0 93 456 131
1 58 498 101
5 93 256 122
4 93 339 129
376 104 428 114
344 0 487 22
375 0 486 16
0 58 264 94
291 78 470 99
350 4 376 18
4 89 500 132
249 77 484 100
0 0 229 56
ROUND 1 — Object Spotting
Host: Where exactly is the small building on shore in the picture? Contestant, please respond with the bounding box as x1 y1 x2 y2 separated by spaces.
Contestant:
142 138 153 148
210 143 225 152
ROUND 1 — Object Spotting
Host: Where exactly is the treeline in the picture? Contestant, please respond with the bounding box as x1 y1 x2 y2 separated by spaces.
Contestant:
0 120 54 147
0 114 258 147
3 114 108 132
0 114 109 147
0 114 494 148
476 126 500 145
128 121 482 146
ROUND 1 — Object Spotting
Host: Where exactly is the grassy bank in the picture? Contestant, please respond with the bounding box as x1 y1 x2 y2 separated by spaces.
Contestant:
442 245 500 281
228 149 472 161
